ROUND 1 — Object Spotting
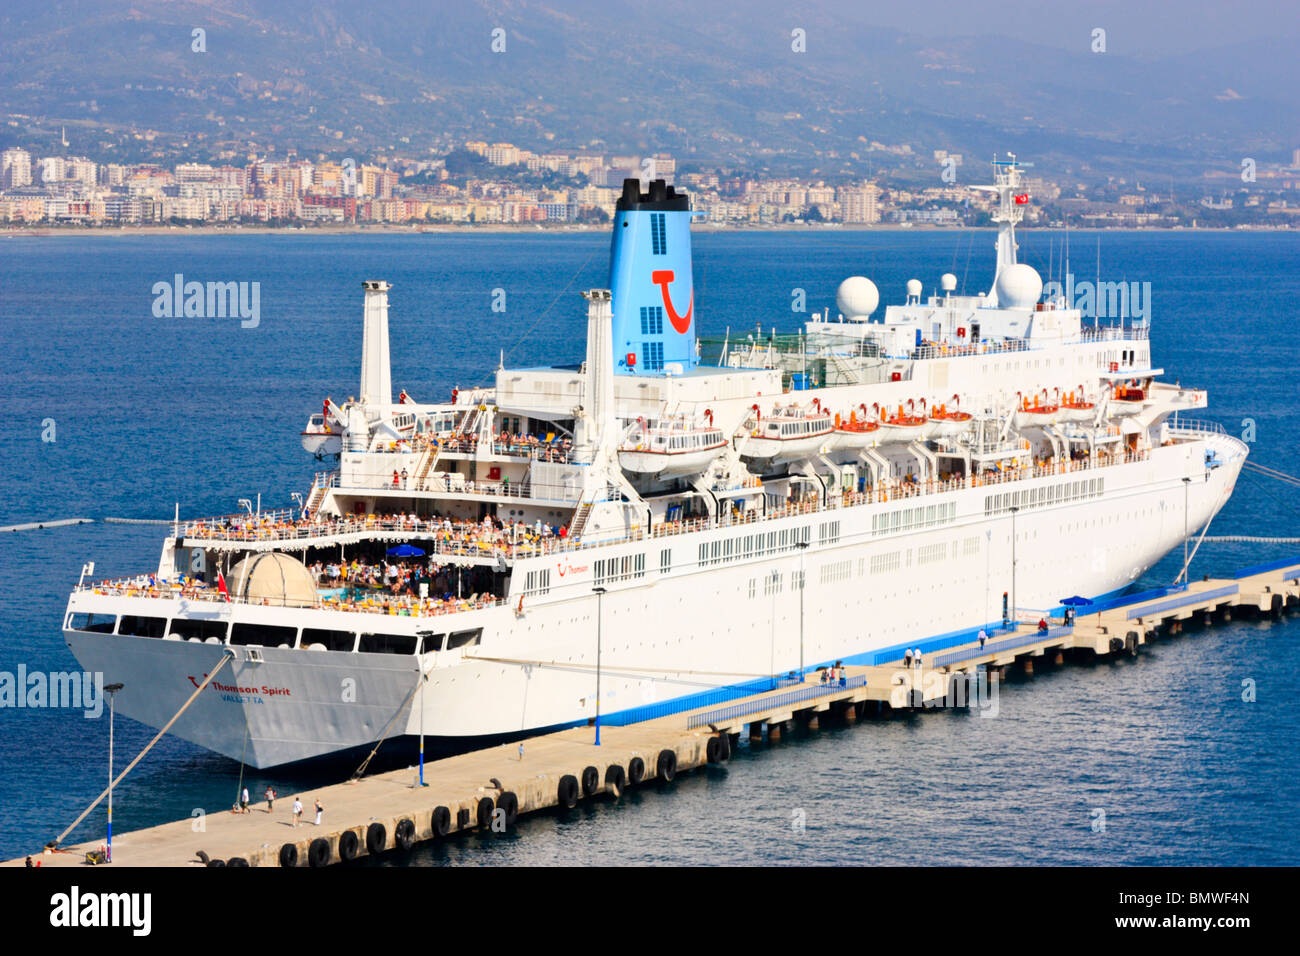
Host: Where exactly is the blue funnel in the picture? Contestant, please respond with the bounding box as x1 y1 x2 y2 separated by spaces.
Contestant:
608 178 696 374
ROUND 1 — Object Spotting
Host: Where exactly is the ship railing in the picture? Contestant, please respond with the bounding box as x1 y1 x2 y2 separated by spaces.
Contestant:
176 446 1152 561
312 471 340 489
74 579 508 619
1164 418 1226 437
1078 324 1150 343
902 339 1031 362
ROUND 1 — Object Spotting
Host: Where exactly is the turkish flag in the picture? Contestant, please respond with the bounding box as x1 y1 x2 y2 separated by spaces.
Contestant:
217 571 231 602
1014 194 1029 204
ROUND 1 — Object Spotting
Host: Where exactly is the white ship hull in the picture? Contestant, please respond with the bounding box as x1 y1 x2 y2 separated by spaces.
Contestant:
63 432 1243 768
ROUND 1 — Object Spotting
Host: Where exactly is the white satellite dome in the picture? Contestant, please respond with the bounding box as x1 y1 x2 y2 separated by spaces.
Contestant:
836 276 879 319
940 273 957 292
994 263 1043 309
906 278 923 299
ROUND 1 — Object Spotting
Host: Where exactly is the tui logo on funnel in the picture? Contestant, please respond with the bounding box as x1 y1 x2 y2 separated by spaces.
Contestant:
651 269 693 334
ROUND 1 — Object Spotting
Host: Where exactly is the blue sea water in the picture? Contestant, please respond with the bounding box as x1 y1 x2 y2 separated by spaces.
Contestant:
0 228 1297 864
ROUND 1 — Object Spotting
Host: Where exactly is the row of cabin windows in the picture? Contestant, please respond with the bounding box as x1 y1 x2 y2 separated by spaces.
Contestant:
818 520 841 545
819 560 852 584
983 477 1104 517
917 542 948 565
524 568 551 596
871 501 958 537
593 552 647 586
699 525 812 569
67 613 479 655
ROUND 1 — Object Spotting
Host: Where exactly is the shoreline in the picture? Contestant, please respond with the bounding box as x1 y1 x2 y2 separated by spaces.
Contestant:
1 223 1293 238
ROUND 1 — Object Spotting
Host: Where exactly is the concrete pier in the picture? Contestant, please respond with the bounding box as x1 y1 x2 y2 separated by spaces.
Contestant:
8 561 1296 868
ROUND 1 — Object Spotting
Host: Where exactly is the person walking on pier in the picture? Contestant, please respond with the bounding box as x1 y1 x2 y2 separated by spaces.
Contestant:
978 629 987 652
240 787 250 814
903 649 913 669
265 786 276 813
518 742 525 761
314 799 324 826
291 797 303 827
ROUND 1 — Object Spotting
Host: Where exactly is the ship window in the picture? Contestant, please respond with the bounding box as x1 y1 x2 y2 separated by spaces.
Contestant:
639 306 664 336
168 618 229 643
118 615 167 638
231 623 296 647
302 628 358 652
68 613 117 634
660 548 672 573
418 633 446 654
359 632 419 655
651 213 667 255
446 628 482 650
642 341 664 371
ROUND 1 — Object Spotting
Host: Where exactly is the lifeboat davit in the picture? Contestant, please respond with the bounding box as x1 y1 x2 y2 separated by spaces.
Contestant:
831 403 882 450
878 400 931 442
742 402 834 463
928 394 973 438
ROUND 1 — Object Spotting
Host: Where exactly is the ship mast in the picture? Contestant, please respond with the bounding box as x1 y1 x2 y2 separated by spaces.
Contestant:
971 154 1028 306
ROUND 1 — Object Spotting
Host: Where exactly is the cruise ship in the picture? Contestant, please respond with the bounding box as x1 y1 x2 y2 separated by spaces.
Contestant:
62 158 1245 768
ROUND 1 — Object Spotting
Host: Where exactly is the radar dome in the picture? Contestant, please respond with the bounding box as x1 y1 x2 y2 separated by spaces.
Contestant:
994 263 1043 309
940 273 957 292
906 279 923 299
836 276 879 319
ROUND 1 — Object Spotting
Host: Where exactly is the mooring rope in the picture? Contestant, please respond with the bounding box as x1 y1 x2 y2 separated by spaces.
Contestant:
54 651 234 849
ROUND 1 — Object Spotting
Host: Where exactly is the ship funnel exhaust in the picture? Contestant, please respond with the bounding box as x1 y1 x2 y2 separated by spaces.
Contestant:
577 289 615 455
360 280 392 407
609 178 696 374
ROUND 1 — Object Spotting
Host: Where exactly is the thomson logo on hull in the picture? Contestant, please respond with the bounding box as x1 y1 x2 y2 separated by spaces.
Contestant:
188 673 291 704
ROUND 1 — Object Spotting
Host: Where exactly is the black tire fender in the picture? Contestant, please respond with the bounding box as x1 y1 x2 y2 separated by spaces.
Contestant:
227 857 249 867
395 818 415 851
337 830 359 862
366 822 387 855
278 843 298 868
496 791 519 826
657 749 677 782
627 757 645 786
307 838 330 868
557 774 579 809
581 765 599 797
604 764 626 796
431 805 451 838
706 736 723 763
476 796 494 829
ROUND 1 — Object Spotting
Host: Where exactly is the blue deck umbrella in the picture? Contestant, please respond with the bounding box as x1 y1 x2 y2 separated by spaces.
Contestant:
386 544 425 557
1060 595 1093 606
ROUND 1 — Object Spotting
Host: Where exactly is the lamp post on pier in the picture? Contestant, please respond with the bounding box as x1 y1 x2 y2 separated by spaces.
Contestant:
104 682 124 862
593 586 606 745
794 539 809 678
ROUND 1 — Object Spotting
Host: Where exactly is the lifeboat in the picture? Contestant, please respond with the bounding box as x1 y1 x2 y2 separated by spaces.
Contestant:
742 402 834 463
1013 390 1062 428
830 403 882 450
1059 385 1097 423
301 401 342 457
619 410 728 477
928 394 974 438
878 399 931 442
1108 382 1147 417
